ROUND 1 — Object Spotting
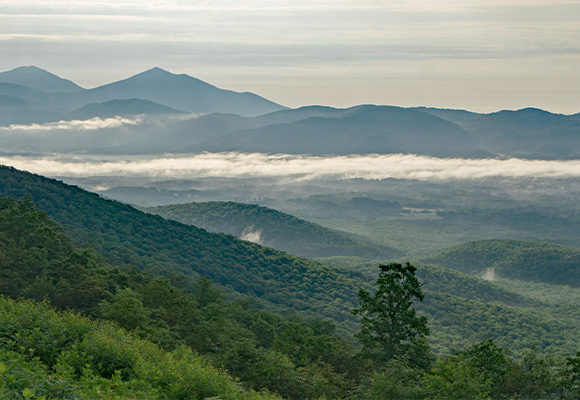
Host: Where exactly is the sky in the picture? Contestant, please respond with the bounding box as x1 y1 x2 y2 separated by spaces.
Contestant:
1 0 580 114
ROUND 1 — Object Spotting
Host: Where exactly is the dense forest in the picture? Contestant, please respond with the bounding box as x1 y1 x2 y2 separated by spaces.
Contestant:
1 165 580 398
424 239 580 286
145 201 402 259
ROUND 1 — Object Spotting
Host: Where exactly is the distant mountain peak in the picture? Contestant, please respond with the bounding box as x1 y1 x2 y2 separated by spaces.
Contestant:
86 67 286 116
139 67 174 76
0 65 84 93
11 65 46 73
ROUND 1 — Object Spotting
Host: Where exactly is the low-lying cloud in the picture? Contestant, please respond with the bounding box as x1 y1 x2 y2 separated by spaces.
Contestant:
0 116 142 132
241 226 264 245
1 152 580 181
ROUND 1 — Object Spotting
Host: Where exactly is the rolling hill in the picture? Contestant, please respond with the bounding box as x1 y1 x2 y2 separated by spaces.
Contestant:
2 165 580 356
67 99 186 120
196 105 488 157
145 201 403 260
0 165 365 325
423 239 580 287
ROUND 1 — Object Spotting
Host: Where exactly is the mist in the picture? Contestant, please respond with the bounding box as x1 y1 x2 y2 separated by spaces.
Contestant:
2 152 580 182
0 116 143 132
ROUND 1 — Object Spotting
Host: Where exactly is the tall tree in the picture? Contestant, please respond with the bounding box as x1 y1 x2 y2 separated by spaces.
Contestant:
353 262 429 364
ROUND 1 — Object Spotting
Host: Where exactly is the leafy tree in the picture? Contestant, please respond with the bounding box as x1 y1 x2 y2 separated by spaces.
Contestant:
356 359 426 399
352 262 429 365
563 351 580 399
424 357 492 400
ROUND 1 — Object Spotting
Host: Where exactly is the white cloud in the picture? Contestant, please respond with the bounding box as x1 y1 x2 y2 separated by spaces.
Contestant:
1 153 580 182
241 226 264 245
0 116 142 132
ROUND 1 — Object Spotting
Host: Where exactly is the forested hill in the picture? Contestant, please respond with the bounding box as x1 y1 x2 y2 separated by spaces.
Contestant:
0 196 364 398
145 201 402 260
3 165 580 358
423 239 580 286
0 165 365 325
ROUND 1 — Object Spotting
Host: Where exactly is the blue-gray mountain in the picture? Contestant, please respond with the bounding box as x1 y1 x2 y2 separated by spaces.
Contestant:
0 66 579 159
0 66 285 121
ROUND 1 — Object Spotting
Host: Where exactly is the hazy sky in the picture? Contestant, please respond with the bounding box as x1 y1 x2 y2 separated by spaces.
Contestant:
2 0 579 113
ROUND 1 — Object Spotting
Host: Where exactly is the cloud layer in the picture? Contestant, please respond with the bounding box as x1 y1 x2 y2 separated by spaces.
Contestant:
2 152 580 182
0 116 142 132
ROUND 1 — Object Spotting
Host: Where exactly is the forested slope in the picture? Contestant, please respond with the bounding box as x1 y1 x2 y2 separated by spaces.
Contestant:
423 239 580 286
2 165 580 360
145 201 402 259
0 165 365 326
0 296 281 400
0 197 366 398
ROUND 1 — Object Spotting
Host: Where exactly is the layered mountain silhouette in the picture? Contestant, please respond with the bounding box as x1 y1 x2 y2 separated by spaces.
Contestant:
0 66 286 120
0 66 83 93
1 66 579 159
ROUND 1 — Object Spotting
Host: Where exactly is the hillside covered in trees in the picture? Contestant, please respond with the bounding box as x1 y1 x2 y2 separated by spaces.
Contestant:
424 239 580 286
2 195 580 399
2 165 580 398
145 201 402 259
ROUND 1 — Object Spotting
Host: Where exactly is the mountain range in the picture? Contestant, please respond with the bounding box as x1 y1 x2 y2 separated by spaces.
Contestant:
1 66 579 159
0 66 285 122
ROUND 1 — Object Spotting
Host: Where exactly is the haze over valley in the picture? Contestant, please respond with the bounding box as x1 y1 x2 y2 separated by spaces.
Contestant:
2 0 580 396
1 63 579 399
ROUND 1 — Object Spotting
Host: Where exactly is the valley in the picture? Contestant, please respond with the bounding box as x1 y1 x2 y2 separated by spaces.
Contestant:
1 65 579 399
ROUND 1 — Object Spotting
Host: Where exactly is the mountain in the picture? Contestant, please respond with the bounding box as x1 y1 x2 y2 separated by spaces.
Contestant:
0 65 84 93
0 66 578 158
145 201 403 259
67 99 186 120
0 82 53 105
194 105 489 157
423 239 580 286
82 67 286 117
0 83 64 125
0 66 287 125
463 108 580 159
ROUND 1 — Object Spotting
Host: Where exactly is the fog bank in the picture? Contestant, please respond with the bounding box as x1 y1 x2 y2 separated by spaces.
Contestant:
2 152 580 182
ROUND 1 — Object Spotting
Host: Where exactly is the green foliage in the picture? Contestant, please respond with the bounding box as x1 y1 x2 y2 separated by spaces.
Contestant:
0 195 360 398
424 356 492 400
0 165 365 328
353 262 430 366
146 201 402 259
355 360 425 399
3 166 580 398
0 296 281 400
424 239 580 286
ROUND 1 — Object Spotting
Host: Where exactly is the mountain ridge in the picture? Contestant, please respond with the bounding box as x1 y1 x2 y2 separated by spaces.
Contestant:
0 65 84 93
0 66 286 118
145 201 403 260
